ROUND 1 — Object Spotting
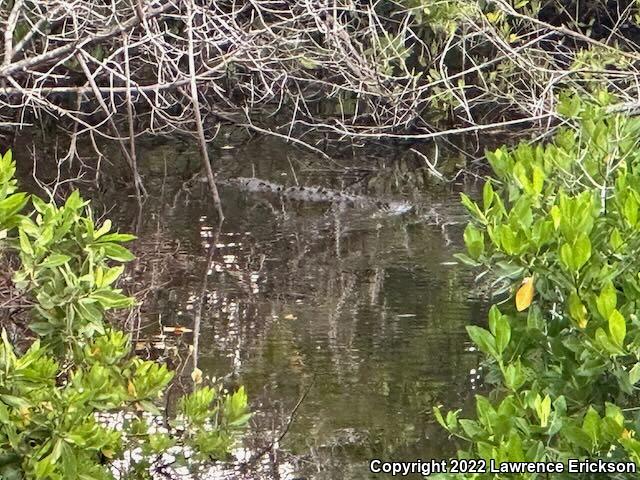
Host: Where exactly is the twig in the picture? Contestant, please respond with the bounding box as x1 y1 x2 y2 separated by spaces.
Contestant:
240 377 316 469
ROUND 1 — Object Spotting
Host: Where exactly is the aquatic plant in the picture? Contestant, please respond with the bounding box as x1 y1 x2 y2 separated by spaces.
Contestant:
0 150 250 479
435 93 640 476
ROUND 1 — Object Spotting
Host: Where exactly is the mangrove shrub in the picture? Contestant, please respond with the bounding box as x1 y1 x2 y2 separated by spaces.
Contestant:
436 93 640 477
0 151 250 480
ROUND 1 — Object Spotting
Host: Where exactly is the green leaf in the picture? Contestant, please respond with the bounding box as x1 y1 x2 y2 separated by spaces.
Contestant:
621 438 640 463
550 205 561 230
605 403 624 427
94 219 112 238
35 456 54 479
572 233 591 270
100 266 124 287
582 407 600 444
466 326 498 359
559 243 574 271
488 305 501 334
624 194 638 226
608 309 626 349
505 430 525 462
532 165 544 195
493 314 511 355
19 229 33 256
596 282 617 320
463 224 484 260
96 233 137 243
460 193 486 223
483 180 494 211
40 253 71 268
0 394 31 409
102 243 135 262
75 301 104 324
629 363 640 385
609 227 623 250
459 419 484 438
504 360 526 391
568 291 588 328
138 400 162 415
534 394 551 428
228 412 252 427
475 395 496 431
557 95 582 117
595 327 622 355
0 192 27 221
562 425 593 452
433 406 448 430
453 253 481 267
63 190 87 212
90 289 134 309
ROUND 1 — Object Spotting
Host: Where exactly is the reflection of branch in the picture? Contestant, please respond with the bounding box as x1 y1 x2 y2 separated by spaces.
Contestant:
240 377 316 470
192 225 221 379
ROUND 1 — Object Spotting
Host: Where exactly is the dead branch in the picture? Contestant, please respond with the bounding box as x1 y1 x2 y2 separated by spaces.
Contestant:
1 0 640 196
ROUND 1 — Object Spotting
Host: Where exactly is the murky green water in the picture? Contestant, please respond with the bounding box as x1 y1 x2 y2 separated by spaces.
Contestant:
16 136 489 479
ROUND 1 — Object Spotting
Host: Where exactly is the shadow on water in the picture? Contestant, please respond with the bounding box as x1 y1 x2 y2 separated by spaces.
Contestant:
15 135 491 479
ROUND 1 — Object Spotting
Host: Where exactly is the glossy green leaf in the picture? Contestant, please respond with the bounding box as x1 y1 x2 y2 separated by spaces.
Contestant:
608 309 626 349
466 326 498 359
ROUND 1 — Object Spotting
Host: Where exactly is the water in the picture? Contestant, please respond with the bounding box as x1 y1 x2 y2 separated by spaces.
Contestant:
16 135 489 479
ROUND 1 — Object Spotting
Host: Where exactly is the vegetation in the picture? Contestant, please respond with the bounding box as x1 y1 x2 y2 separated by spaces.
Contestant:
7 0 640 475
0 150 250 479
4 0 640 206
435 93 640 476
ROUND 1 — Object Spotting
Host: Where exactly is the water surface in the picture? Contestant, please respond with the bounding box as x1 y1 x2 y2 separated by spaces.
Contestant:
19 136 489 479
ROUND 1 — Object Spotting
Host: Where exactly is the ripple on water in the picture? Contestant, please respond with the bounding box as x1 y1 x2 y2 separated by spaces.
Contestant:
105 147 488 479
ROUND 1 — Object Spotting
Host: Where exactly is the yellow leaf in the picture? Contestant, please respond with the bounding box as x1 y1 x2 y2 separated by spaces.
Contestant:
516 276 535 311
128 381 137 397
622 429 634 439
191 367 203 384
19 407 31 424
486 11 502 23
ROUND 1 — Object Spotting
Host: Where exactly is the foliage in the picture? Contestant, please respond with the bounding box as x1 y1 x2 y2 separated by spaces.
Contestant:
0 151 250 479
392 0 640 123
436 94 640 477
400 0 477 35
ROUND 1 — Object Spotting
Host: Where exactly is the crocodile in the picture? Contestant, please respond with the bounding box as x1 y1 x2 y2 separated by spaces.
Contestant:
210 176 415 215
